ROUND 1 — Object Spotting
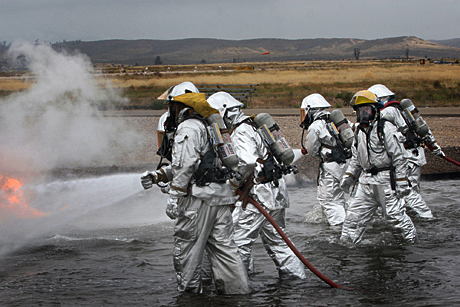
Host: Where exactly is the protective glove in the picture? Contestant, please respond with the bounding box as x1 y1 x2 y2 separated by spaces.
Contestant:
160 183 171 194
431 143 445 157
395 180 411 198
140 171 158 190
340 173 355 194
165 195 181 220
426 135 445 157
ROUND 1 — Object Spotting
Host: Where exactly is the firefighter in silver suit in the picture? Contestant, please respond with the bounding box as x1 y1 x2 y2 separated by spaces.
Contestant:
300 94 348 227
340 90 417 245
368 84 443 219
207 91 306 280
140 89 249 294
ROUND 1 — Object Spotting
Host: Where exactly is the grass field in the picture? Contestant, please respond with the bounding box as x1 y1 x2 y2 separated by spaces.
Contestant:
2 59 460 109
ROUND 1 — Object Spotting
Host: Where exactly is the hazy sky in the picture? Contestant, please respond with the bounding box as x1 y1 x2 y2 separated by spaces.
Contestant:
2 0 459 43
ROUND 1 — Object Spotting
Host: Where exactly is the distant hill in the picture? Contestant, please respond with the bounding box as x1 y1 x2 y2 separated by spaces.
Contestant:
430 38 460 49
23 36 460 65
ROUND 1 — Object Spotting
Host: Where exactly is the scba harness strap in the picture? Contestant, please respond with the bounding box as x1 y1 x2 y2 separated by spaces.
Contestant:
319 116 352 164
384 104 424 150
355 118 411 189
232 118 283 187
193 150 231 187
172 113 234 187
364 166 391 175
231 118 297 188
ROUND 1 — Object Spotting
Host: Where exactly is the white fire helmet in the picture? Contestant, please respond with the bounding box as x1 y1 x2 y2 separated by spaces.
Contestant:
300 94 331 125
207 91 244 128
301 93 331 110
207 92 243 114
367 84 395 104
169 81 199 99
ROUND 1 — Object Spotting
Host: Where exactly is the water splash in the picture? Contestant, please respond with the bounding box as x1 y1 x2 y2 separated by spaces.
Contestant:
0 42 151 256
0 173 170 256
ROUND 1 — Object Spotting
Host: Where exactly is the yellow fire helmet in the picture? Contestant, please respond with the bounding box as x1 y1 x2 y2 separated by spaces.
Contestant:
172 92 219 118
350 90 379 110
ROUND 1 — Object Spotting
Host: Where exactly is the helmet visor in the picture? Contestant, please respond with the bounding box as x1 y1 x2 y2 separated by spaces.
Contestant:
358 105 373 117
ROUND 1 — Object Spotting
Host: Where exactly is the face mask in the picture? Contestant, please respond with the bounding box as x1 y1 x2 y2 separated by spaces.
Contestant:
379 96 390 104
301 114 313 129
300 108 320 129
358 105 374 127
223 107 241 129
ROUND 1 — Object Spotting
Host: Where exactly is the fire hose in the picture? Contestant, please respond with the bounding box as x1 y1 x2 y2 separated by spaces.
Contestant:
236 189 349 289
425 142 460 168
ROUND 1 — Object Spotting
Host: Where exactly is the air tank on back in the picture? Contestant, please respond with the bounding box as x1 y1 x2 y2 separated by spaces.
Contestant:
253 113 295 166
330 109 354 149
400 99 429 137
207 113 239 171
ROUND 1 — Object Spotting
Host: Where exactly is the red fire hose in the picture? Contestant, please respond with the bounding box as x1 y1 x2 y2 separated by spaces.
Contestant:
237 190 349 289
425 142 460 168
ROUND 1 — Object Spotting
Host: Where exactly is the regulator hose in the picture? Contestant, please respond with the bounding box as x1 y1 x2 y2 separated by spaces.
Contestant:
425 142 460 168
237 190 349 289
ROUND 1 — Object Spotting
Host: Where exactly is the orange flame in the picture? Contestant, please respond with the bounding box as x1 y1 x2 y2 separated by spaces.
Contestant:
0 173 48 220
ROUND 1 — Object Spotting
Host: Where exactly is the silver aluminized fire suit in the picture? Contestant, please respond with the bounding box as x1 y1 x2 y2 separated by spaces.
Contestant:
305 110 348 226
380 105 433 219
229 111 306 280
160 116 250 294
340 118 417 244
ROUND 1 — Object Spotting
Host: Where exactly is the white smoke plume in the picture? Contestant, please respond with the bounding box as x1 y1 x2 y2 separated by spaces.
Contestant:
0 42 141 174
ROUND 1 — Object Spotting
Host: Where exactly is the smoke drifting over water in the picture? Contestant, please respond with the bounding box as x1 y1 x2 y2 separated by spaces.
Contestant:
0 42 151 254
0 42 140 175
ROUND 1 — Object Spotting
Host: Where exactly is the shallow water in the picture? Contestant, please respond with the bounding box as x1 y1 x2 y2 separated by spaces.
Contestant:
1 175 459 306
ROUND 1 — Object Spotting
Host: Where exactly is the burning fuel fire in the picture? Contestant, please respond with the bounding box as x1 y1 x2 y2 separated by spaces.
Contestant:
0 173 48 220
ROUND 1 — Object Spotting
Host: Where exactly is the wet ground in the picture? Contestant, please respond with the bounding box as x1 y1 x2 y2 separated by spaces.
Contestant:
1 173 459 306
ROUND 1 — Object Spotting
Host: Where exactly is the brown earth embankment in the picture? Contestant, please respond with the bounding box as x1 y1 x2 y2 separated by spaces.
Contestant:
94 109 460 181
54 109 460 180
277 113 460 181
